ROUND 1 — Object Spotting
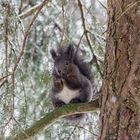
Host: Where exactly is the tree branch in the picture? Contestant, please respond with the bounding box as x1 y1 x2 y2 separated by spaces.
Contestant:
19 1 49 19
77 0 103 78
11 100 99 140
13 0 48 76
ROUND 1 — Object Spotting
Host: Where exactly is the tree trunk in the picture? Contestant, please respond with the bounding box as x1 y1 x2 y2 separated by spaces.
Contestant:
99 0 140 140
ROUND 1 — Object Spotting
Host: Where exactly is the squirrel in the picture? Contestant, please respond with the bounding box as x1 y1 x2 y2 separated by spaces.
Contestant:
50 44 93 120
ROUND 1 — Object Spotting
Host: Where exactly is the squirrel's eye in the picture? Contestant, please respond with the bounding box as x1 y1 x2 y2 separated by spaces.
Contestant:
65 61 69 65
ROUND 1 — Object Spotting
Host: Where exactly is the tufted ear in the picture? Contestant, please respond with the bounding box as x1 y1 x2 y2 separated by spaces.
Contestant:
50 49 57 60
67 44 75 60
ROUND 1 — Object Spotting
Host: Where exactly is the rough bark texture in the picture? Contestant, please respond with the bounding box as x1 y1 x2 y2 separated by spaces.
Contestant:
99 0 140 140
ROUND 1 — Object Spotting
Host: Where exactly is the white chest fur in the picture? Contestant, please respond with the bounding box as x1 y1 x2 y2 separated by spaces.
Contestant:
56 84 80 104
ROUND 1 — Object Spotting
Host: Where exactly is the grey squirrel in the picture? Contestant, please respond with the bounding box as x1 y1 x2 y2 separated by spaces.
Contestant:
50 44 93 120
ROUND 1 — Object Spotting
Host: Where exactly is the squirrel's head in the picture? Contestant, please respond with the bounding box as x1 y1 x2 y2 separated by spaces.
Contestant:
50 44 78 78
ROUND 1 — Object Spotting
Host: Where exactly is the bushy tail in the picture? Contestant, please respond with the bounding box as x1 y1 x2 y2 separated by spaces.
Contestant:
64 113 85 121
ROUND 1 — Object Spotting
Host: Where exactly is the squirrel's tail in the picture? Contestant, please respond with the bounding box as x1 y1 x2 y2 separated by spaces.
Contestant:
64 113 85 121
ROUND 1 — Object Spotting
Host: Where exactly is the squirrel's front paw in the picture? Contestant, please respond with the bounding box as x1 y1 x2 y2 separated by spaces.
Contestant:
70 98 81 104
55 101 65 107
54 76 63 90
54 82 63 91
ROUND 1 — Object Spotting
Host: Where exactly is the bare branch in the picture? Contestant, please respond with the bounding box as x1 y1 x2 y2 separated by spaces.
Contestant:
13 0 49 75
96 0 107 10
3 3 10 86
0 74 12 82
77 0 103 78
18 0 24 14
19 1 49 19
0 79 8 88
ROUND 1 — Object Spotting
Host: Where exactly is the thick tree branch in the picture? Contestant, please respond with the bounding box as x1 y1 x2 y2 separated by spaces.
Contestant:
11 100 99 140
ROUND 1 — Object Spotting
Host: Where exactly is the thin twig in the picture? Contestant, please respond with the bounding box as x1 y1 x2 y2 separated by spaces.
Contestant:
77 125 98 137
19 1 49 19
96 0 107 10
67 123 79 140
11 0 49 122
18 0 24 14
0 73 12 82
77 31 85 47
0 79 8 88
13 0 49 75
77 0 103 77
113 0 140 24
4 3 10 90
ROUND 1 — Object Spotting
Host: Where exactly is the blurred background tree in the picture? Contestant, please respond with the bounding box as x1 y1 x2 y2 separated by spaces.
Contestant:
0 0 107 139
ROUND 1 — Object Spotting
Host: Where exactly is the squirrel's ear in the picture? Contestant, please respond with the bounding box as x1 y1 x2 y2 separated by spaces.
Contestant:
67 44 75 60
50 49 57 60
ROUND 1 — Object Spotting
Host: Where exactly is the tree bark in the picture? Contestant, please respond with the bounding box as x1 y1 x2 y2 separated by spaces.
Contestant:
99 0 140 140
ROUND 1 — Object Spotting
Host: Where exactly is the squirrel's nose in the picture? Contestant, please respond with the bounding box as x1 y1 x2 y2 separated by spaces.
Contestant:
54 68 61 75
55 68 66 77
58 69 65 76
62 72 65 77
58 69 61 74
